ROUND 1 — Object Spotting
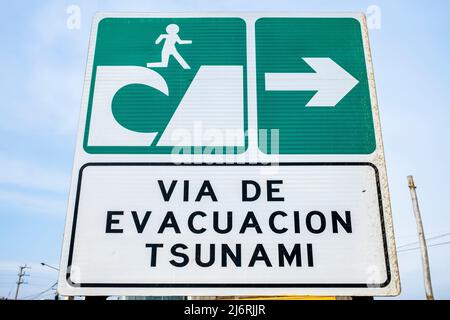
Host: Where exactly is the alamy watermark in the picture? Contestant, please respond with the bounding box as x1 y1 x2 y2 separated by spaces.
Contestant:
66 4 81 30
367 5 382 30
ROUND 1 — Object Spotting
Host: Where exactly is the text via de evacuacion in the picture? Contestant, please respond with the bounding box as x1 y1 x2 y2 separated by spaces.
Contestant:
104 179 353 269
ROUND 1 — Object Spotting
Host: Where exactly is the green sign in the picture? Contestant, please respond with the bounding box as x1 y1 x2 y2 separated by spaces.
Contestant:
84 18 247 154
256 18 375 154
82 17 376 155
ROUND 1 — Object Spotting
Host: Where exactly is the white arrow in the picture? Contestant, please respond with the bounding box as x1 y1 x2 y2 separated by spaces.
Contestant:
265 57 359 107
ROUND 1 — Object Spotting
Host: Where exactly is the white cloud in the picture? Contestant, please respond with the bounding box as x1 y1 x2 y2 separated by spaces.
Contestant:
0 156 70 194
0 156 69 217
0 189 66 217
0 260 56 273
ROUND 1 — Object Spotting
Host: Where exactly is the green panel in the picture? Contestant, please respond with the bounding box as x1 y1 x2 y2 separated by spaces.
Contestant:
256 18 376 154
84 17 247 154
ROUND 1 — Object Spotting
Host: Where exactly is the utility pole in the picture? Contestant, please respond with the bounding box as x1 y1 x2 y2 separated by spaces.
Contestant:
14 264 30 300
407 175 434 300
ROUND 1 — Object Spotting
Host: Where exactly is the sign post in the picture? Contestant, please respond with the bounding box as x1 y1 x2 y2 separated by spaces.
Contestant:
58 13 400 297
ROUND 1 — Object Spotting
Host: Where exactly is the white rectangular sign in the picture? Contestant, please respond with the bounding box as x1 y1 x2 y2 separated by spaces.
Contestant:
58 12 400 297
69 163 388 287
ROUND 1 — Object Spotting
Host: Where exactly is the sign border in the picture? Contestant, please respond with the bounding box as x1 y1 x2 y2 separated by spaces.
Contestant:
66 162 391 289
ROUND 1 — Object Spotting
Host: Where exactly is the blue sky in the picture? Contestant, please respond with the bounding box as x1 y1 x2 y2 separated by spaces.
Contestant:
0 0 449 299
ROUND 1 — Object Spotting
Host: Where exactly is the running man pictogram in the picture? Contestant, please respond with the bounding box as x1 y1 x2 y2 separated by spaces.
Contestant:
147 24 192 69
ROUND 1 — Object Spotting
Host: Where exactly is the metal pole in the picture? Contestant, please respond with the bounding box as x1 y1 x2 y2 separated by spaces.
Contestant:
14 265 30 300
407 175 434 300
40 263 59 300
40 262 59 271
14 271 22 300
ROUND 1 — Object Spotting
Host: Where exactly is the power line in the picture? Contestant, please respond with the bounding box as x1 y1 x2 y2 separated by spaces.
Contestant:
398 240 450 253
22 282 56 299
22 281 57 300
397 232 450 249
